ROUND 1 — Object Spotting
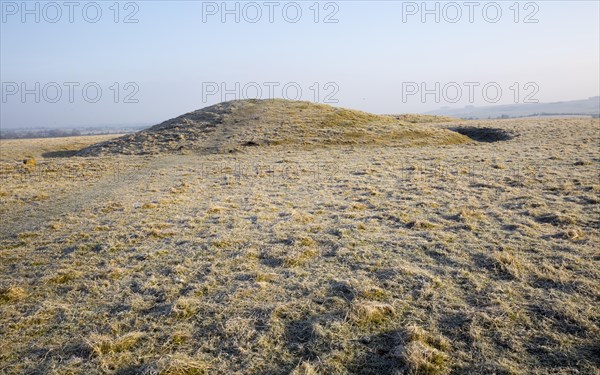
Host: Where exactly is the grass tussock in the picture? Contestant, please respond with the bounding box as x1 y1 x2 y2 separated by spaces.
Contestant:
48 270 82 284
153 354 211 375
172 297 201 319
492 251 525 279
290 361 319 375
284 246 319 267
350 301 396 326
407 220 437 230
0 286 26 303
87 332 145 356
393 325 450 375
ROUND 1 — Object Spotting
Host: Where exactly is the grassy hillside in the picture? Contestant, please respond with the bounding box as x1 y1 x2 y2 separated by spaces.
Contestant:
77 100 469 156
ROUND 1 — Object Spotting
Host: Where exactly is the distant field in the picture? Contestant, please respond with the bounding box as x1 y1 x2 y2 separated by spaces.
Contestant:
0 134 122 161
0 117 599 374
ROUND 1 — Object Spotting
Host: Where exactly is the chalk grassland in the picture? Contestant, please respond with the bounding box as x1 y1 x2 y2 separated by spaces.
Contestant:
0 118 599 374
0 134 123 161
76 100 468 156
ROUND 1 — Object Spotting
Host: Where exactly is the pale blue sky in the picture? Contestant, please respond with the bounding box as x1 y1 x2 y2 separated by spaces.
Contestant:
1 0 599 128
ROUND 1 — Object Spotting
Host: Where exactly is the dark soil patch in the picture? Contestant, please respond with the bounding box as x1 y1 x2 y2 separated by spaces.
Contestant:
449 127 515 142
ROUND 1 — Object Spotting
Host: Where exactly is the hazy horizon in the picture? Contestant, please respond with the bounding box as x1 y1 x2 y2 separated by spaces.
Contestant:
2 1 599 129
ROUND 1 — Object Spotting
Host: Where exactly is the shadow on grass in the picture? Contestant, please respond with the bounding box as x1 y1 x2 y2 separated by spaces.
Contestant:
347 330 404 375
41 150 79 158
449 127 515 142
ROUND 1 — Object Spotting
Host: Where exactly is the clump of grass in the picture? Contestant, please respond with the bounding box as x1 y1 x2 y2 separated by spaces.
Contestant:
403 325 450 352
169 331 193 346
141 202 158 209
454 208 484 222
147 228 175 238
211 239 233 249
558 228 584 240
17 231 39 240
492 251 524 279
49 270 82 284
172 297 200 319
297 236 316 247
350 301 395 326
407 220 437 230
352 202 368 210
292 213 314 224
86 331 145 356
393 325 450 375
359 286 390 301
255 272 277 282
207 206 226 214
22 157 36 169
153 354 210 375
0 286 26 303
31 192 49 201
291 361 319 375
284 247 318 267
100 201 125 213
146 223 176 238
400 341 449 375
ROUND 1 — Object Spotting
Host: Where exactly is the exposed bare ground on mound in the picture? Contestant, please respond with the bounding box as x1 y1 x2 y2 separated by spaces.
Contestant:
449 126 517 142
77 100 469 156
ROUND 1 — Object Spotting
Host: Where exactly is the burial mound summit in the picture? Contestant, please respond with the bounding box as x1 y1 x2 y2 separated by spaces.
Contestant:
77 99 468 156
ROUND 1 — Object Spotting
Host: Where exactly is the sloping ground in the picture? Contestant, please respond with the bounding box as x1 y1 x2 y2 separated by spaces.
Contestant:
77 100 469 156
0 134 122 162
0 118 599 374
386 114 459 123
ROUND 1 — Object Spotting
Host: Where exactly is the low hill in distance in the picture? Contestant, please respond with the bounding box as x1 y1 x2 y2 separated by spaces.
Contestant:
77 99 469 156
425 96 600 119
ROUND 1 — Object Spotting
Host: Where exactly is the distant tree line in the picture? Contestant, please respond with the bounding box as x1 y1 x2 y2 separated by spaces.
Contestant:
0 129 83 140
0 127 148 140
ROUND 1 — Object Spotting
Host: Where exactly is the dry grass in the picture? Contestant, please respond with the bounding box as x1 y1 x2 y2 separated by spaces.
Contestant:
350 302 396 326
386 113 459 123
0 116 599 374
0 134 121 161
394 325 451 375
0 286 26 303
77 99 470 156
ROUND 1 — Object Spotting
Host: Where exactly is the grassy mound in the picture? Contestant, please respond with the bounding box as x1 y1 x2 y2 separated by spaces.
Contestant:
77 99 469 156
386 114 460 123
